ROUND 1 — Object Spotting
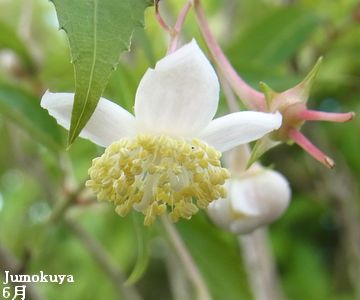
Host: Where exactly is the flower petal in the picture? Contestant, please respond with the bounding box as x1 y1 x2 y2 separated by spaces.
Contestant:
134 39 219 137
229 170 291 234
41 91 136 147
208 169 291 235
199 111 282 152
207 197 233 230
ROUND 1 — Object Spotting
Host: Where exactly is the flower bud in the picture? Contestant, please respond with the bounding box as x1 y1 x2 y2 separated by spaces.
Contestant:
249 59 354 169
207 169 291 234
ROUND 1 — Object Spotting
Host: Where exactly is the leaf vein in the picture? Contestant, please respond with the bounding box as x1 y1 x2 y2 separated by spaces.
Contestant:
70 0 98 141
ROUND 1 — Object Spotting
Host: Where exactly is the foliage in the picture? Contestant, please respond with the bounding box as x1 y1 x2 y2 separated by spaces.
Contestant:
51 0 151 145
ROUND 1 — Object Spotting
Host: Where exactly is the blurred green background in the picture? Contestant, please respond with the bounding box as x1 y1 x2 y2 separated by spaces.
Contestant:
0 0 359 299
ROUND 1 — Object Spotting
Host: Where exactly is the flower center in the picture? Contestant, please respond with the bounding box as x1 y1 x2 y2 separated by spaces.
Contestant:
86 135 230 225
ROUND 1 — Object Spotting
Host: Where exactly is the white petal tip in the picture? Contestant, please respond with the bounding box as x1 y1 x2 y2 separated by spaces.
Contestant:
200 111 284 153
274 111 283 129
208 169 291 235
40 91 74 130
40 91 136 147
41 90 58 108
135 39 219 137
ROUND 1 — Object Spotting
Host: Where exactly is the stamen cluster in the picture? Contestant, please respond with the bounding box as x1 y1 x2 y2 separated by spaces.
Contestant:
86 135 230 225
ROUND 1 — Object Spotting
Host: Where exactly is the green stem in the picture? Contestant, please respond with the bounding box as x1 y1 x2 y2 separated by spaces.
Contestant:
161 216 212 300
65 218 142 300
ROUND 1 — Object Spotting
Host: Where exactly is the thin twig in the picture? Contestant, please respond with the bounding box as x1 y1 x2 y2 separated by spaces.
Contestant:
192 0 265 111
155 0 171 33
215 22 286 300
155 0 192 54
313 155 360 299
238 230 285 300
64 218 142 300
167 1 192 54
161 216 212 300
47 179 87 223
163 240 192 300
0 245 46 300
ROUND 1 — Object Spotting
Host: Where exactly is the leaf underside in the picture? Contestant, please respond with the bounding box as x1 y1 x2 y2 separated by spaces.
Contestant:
51 0 151 146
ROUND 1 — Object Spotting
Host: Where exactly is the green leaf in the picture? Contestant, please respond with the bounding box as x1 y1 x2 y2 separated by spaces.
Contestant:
0 82 62 151
50 0 151 146
228 7 320 66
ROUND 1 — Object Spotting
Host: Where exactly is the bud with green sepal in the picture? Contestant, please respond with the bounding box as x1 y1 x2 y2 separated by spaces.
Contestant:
248 58 355 169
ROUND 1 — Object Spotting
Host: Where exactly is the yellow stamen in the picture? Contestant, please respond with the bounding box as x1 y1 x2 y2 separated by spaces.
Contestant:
86 135 230 225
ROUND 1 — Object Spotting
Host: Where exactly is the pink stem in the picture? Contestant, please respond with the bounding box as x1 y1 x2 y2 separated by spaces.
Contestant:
167 1 192 54
155 0 171 33
298 109 355 123
193 0 266 111
288 128 335 169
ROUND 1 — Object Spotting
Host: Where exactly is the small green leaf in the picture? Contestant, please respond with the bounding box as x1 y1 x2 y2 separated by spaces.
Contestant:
50 0 151 146
0 82 62 151
259 81 277 109
247 136 280 169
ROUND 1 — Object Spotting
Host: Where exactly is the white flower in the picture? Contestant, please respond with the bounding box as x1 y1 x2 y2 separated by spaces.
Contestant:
208 168 291 234
41 39 282 225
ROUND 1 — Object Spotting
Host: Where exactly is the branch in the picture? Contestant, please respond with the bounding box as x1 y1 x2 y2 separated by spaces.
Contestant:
315 160 360 298
238 229 285 300
0 245 46 300
64 218 142 300
161 216 212 300
193 0 266 111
